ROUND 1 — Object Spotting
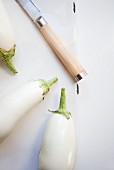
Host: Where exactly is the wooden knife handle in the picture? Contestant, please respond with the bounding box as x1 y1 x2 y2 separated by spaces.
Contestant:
39 23 87 81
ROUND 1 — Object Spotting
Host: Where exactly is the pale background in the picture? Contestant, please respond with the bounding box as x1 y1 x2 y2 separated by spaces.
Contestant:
0 0 114 170
76 0 114 170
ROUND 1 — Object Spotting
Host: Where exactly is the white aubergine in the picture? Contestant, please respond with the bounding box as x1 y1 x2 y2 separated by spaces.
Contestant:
39 88 76 170
0 0 17 73
0 77 58 143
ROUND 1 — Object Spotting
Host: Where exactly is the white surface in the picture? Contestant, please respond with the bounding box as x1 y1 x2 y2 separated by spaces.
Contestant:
0 0 15 51
39 114 76 170
76 0 114 170
0 0 113 170
0 0 77 170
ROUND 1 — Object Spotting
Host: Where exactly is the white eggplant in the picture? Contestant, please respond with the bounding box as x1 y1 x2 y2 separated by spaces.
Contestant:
39 88 76 170
0 0 17 73
0 77 58 143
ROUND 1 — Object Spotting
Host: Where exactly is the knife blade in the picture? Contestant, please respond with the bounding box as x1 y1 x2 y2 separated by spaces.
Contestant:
16 0 87 82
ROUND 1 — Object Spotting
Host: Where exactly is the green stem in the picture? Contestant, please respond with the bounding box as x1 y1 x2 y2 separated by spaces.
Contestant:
39 77 58 95
47 77 58 86
0 45 18 74
49 88 71 119
58 88 66 111
5 59 18 74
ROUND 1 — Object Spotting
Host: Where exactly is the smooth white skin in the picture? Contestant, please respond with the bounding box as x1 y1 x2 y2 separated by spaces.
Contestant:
0 0 15 51
0 81 43 142
39 114 76 170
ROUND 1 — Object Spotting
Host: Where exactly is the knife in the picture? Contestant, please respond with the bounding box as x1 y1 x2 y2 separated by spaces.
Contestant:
15 0 87 82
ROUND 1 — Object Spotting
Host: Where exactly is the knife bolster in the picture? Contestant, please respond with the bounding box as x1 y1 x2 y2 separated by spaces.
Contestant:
35 16 47 29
